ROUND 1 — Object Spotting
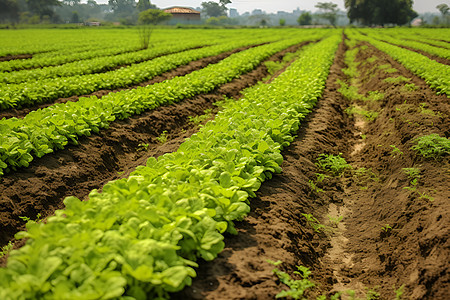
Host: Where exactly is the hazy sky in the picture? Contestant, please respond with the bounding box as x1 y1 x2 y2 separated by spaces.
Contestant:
92 0 449 14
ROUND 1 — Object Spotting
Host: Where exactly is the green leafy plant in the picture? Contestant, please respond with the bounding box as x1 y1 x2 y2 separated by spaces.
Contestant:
0 33 342 299
345 106 379 121
390 145 404 157
316 153 352 176
18 213 42 223
0 241 13 259
309 180 324 194
402 83 418 91
156 131 168 144
384 76 411 84
268 261 316 299
327 215 343 227
411 134 450 159
302 213 325 232
402 167 420 191
136 143 149 151
381 224 392 232
394 284 405 300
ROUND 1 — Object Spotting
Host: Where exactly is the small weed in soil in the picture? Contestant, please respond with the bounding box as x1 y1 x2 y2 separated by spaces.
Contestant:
156 130 168 144
316 153 352 176
411 134 450 159
0 241 13 259
302 213 325 233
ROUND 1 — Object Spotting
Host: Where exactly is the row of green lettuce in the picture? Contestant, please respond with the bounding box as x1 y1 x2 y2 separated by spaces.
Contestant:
381 28 450 51
0 31 320 110
0 34 325 176
347 30 450 97
0 41 210 84
0 28 313 72
0 45 143 73
0 32 341 300
0 28 146 58
360 28 450 60
0 29 294 80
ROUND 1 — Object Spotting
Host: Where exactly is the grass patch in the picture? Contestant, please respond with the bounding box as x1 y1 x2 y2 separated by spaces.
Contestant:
411 134 450 159
384 76 411 84
316 153 352 176
345 106 379 121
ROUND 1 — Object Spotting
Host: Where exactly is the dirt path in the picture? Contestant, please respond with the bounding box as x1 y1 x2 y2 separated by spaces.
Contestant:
0 43 307 254
174 36 450 299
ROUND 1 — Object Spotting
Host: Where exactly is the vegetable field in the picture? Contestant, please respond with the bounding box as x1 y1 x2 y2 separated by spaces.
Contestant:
0 27 449 299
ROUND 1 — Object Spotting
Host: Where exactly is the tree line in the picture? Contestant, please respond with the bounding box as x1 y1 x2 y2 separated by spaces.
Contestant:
0 0 448 26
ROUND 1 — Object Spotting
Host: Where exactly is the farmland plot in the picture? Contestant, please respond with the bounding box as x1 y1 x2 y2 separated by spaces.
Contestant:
0 28 449 299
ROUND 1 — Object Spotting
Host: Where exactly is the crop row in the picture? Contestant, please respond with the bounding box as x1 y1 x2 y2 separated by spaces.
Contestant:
0 32 341 300
0 28 141 58
361 29 450 60
0 28 306 69
0 40 211 84
0 44 143 73
348 30 450 96
0 30 323 110
0 35 325 176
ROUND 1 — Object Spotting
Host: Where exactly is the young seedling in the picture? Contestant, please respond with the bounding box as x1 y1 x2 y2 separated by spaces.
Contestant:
394 285 405 300
316 153 352 176
0 241 13 259
390 145 403 157
402 167 420 191
19 213 42 223
327 215 343 227
381 224 392 232
136 143 149 151
309 180 324 194
268 260 316 300
156 131 168 144
302 213 325 233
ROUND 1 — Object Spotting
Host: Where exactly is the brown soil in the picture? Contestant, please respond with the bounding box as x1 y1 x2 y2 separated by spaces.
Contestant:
0 42 306 257
0 54 32 62
172 38 450 299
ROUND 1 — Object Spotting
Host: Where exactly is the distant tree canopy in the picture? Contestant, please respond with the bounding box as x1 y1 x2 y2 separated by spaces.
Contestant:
0 0 20 23
138 8 170 25
27 0 62 17
345 0 418 25
315 2 338 26
201 0 231 18
437 3 449 16
136 0 156 12
297 12 312 25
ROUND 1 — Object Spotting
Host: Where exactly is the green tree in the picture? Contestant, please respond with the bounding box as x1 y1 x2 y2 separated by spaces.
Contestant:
26 0 62 18
0 0 20 23
345 0 417 26
437 3 449 16
62 0 80 6
136 0 155 12
108 0 136 14
279 18 286 26
137 9 171 49
297 12 312 25
315 2 338 26
201 0 230 18
437 3 449 24
70 10 79 22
